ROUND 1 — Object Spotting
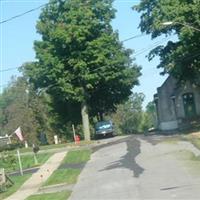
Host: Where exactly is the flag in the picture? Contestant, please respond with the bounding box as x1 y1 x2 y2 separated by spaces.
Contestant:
14 127 24 141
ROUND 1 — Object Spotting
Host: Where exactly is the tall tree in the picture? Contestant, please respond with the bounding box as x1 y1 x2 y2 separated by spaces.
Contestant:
23 0 140 140
134 0 200 84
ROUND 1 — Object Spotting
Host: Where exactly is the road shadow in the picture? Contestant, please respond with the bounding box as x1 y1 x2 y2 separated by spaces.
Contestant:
92 136 131 153
98 136 144 178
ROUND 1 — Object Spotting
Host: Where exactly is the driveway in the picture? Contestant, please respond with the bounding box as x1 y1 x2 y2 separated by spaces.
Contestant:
69 135 200 200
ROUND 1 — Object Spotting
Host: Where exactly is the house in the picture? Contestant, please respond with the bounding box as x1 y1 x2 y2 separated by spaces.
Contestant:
154 76 200 131
0 135 11 147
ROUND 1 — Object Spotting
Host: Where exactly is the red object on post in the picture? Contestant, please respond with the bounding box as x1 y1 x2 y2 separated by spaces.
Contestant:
75 135 80 144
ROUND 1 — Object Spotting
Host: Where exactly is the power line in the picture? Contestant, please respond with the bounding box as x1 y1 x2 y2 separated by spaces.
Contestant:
0 67 19 72
122 34 145 42
0 36 169 73
36 38 176 85
0 1 139 25
0 32 146 73
133 37 171 57
2 48 200 89
0 3 47 24
0 2 145 41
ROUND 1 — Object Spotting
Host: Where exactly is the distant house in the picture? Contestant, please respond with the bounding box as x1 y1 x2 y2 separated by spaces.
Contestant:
0 135 11 147
154 76 200 131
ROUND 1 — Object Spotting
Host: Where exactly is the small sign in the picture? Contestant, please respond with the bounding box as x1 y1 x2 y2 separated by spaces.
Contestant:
0 168 6 185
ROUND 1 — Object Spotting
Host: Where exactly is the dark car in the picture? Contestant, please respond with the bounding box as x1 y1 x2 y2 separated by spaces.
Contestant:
95 120 114 138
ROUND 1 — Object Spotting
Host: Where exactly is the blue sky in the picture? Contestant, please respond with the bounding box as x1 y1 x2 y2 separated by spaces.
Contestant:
0 0 168 107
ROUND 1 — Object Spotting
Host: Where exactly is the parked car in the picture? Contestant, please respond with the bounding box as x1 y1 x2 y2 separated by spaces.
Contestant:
95 120 114 138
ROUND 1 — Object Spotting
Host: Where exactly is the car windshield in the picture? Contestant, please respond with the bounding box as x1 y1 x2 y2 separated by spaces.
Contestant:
95 121 112 130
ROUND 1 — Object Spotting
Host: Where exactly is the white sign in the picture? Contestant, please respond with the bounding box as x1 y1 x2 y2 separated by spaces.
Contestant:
54 135 58 144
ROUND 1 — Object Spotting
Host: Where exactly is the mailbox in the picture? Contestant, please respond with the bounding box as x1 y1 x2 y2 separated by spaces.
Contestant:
32 144 40 154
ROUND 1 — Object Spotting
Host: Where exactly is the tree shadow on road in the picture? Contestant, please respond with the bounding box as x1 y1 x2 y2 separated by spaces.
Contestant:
98 136 144 178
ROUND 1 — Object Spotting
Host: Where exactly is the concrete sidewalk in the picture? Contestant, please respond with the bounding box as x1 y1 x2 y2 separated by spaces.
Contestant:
5 151 67 200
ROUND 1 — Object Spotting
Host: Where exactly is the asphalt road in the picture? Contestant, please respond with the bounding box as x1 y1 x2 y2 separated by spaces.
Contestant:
69 135 200 200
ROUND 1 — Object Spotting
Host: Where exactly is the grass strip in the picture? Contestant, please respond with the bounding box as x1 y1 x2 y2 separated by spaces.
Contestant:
62 149 91 164
26 191 71 200
8 141 94 154
20 153 52 169
19 144 68 153
1 174 31 199
44 168 81 186
43 149 91 186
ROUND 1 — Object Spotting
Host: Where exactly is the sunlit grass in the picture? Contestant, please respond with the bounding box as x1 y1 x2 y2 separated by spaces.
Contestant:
43 149 91 186
1 174 31 200
62 149 91 164
26 191 71 200
1 153 52 173
43 168 81 186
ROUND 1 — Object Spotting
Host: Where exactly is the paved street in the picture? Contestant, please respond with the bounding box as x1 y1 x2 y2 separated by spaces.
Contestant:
69 135 200 200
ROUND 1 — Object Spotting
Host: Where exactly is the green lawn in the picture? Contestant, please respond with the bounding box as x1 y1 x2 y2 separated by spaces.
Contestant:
43 149 91 186
26 191 71 200
18 144 69 153
8 141 94 154
1 149 92 199
62 149 91 164
20 153 52 169
1 174 31 200
44 168 81 186
1 153 52 173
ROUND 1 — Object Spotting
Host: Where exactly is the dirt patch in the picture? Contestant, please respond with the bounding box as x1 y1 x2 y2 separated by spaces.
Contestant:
191 131 200 138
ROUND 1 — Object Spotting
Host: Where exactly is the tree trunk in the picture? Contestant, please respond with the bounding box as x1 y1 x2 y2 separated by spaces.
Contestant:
99 112 104 121
81 100 91 141
97 112 104 121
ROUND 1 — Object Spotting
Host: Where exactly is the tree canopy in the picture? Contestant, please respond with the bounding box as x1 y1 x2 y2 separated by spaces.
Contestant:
23 0 141 140
134 0 200 84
